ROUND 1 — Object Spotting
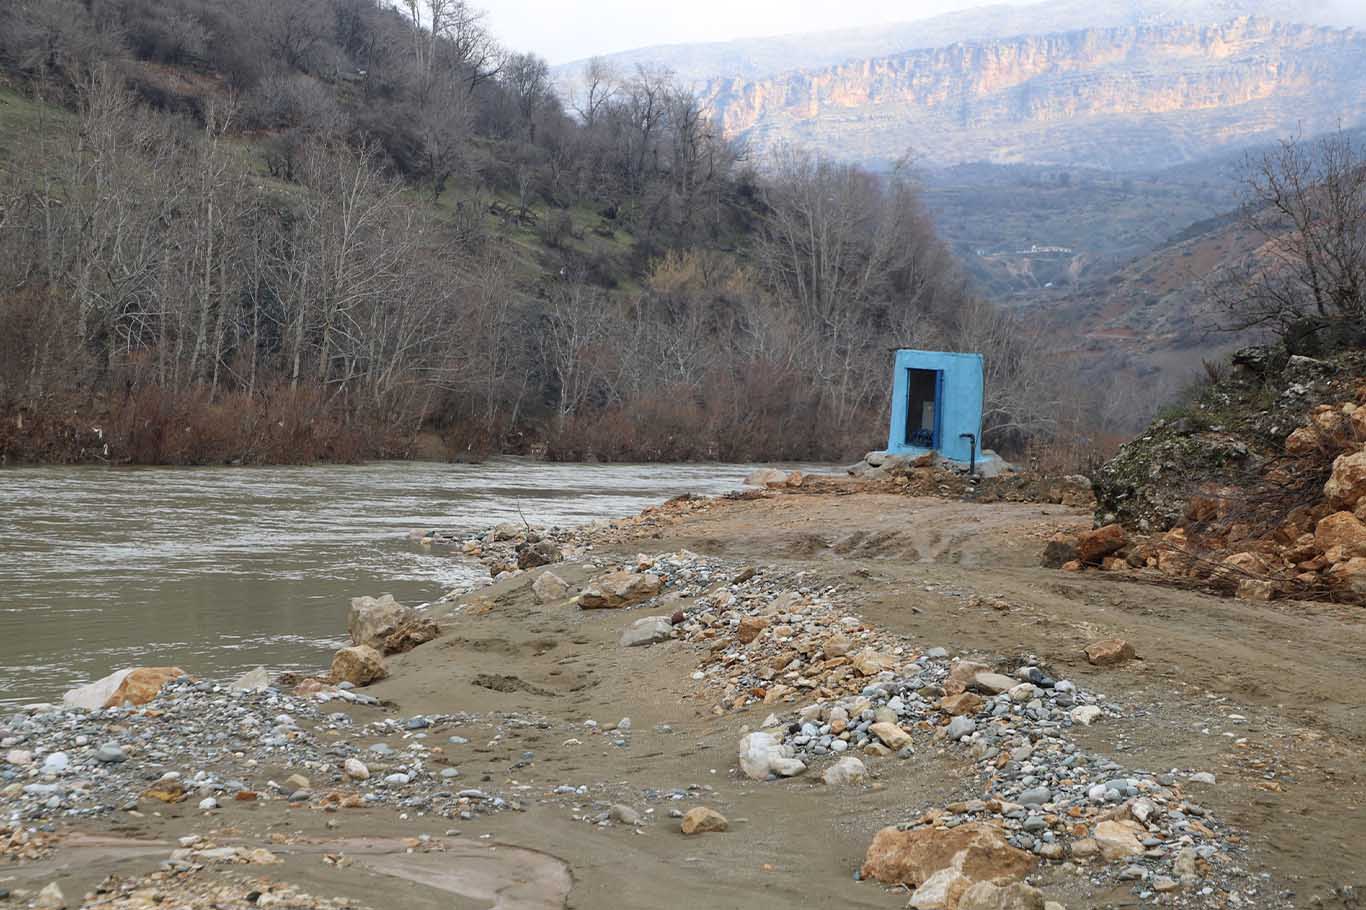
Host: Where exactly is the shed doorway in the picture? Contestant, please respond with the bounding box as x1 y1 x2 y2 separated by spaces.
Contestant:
904 368 942 449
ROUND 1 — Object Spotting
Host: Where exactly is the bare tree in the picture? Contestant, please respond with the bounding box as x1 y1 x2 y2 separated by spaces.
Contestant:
951 298 1063 445
412 72 476 200
0 0 124 85
402 0 501 91
570 57 618 127
619 64 672 193
243 73 346 132
450 248 531 432
249 0 328 71
500 52 551 142
539 275 614 423
1214 130 1366 348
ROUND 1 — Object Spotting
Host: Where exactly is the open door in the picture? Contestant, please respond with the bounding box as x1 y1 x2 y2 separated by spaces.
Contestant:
904 368 943 449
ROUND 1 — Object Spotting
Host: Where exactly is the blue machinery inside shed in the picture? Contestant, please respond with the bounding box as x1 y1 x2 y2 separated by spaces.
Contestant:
882 349 990 473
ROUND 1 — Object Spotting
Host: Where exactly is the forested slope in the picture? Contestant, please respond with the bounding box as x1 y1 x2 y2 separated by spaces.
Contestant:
0 0 1065 465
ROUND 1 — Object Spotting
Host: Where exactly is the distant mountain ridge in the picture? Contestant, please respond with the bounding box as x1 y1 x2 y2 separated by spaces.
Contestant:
555 0 1361 85
549 0 1366 410
696 17 1366 170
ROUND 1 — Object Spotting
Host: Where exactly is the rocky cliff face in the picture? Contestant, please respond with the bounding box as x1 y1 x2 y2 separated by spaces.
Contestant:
701 18 1366 169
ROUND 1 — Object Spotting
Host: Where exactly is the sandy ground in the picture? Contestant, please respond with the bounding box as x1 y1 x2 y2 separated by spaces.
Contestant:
6 489 1366 909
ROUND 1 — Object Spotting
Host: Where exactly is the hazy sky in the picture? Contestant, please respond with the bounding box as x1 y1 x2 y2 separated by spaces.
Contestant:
483 0 1036 64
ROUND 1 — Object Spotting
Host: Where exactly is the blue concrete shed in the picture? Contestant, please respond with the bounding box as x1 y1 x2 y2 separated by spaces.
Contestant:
884 349 986 466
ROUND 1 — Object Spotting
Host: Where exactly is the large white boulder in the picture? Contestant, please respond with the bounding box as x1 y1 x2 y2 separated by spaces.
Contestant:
62 669 134 710
738 731 805 780
348 595 407 648
532 570 572 603
620 616 674 647
63 667 186 710
578 570 661 609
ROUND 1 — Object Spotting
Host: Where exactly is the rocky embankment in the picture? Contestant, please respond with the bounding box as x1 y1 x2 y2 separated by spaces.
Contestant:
1050 346 1366 602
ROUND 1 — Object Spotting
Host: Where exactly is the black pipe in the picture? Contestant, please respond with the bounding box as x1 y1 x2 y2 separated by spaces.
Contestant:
959 433 977 476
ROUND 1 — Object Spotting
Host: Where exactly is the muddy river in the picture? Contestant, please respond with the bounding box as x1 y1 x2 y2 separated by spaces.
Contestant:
0 460 770 705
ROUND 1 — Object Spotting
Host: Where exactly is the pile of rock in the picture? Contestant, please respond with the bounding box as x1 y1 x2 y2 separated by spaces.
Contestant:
412 520 588 578
23 868 377 910
561 548 1248 907
1079 349 1366 603
432 468 1094 597
454 522 583 578
1 823 59 862
320 594 442 688
1042 524 1130 573
748 643 1235 904
1 679 515 825
422 495 745 584
1052 394 1366 601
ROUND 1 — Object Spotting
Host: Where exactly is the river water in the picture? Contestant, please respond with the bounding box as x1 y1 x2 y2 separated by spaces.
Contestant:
0 460 772 706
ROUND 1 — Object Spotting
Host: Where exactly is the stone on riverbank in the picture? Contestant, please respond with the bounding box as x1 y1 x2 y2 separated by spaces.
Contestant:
909 867 970 909
945 660 991 695
1325 449 1366 509
578 570 661 609
142 780 188 803
1040 533 1079 569
822 756 867 786
382 616 439 654
1093 820 1144 860
738 731 805 779
680 807 728 834
745 468 801 489
736 615 769 643
62 667 188 710
348 595 438 655
517 540 561 570
939 693 983 716
1070 705 1103 726
532 570 572 603
1076 524 1127 564
34 882 65 910
852 648 893 676
861 823 1035 893
970 672 1015 695
348 595 406 646
869 722 912 751
1084 639 1136 667
958 881 1046 910
945 716 976 740
330 645 387 687
230 666 272 692
620 616 674 647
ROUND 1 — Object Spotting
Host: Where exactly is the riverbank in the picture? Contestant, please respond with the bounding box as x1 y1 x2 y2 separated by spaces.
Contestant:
0 394 881 468
0 460 785 705
3 482 1364 909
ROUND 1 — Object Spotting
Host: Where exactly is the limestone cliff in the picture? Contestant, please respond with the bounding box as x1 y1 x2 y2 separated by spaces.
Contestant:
701 18 1366 169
